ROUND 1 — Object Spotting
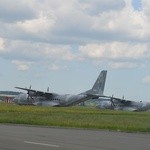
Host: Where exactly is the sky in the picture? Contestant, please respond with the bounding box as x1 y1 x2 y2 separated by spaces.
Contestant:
0 0 150 102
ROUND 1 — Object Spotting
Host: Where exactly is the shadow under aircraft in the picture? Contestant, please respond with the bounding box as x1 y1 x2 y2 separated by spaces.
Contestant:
13 70 107 106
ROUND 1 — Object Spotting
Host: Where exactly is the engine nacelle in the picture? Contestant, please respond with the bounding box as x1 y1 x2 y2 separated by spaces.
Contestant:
28 91 36 96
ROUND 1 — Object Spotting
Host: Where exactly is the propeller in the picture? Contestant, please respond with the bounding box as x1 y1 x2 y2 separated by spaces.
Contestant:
110 94 115 107
27 85 34 103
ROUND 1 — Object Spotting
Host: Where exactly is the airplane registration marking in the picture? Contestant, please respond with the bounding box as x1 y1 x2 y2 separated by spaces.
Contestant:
24 141 60 148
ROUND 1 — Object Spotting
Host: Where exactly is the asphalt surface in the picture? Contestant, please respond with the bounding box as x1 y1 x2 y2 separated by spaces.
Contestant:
0 124 150 150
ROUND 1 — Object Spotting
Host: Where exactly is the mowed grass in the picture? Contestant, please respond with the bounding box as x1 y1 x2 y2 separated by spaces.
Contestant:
0 103 150 132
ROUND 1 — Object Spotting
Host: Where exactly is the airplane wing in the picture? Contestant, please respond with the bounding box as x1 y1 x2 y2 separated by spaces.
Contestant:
98 95 133 106
15 87 53 97
111 97 133 105
87 94 103 99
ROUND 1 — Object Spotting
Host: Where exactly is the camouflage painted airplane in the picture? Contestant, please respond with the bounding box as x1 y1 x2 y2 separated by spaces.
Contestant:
96 97 150 111
13 70 107 106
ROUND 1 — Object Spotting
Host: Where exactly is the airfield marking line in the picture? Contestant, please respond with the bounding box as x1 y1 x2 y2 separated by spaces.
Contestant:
24 141 60 148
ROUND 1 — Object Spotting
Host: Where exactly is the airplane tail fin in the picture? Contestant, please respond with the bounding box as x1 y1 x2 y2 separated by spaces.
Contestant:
85 70 107 95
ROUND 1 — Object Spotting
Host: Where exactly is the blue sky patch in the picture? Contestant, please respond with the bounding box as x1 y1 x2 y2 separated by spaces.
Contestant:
132 0 142 11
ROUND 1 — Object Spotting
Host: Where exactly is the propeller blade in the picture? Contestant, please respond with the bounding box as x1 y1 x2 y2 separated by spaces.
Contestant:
110 94 115 107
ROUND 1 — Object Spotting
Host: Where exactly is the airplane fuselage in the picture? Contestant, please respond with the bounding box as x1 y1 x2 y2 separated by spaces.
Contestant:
13 93 92 106
96 99 150 111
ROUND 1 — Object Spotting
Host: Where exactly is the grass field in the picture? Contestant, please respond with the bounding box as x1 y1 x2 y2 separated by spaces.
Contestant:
0 103 150 132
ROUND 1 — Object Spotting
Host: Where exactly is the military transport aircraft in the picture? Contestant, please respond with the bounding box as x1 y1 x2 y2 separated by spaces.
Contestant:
96 96 150 111
13 70 107 106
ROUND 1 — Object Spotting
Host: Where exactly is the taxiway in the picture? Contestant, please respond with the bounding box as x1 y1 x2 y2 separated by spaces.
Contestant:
0 124 150 150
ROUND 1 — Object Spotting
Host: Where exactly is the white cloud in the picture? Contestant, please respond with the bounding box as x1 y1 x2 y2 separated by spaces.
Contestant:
78 41 150 69
0 0 150 70
49 64 60 71
142 76 150 84
1 0 150 42
79 42 149 60
12 60 33 71
91 1 149 40
48 63 67 71
1 39 75 61
0 38 5 51
16 11 56 34
42 45 75 61
109 62 139 69
0 0 36 22
142 0 150 16
78 0 125 15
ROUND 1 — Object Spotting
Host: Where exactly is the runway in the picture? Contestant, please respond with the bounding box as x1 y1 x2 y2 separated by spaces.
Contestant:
0 124 150 150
